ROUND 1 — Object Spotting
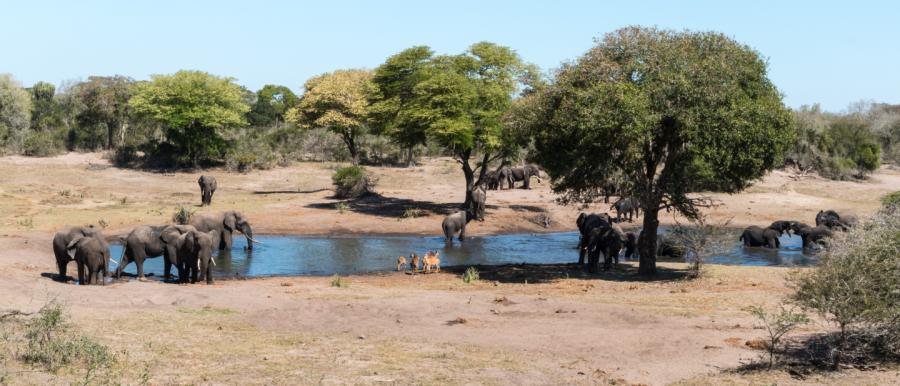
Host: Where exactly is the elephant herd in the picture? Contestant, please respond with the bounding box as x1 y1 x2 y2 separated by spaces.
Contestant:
740 209 857 250
52 176 257 286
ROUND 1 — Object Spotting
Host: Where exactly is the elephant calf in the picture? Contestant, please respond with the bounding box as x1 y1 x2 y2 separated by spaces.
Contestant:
442 210 475 243
739 225 781 249
199 175 217 206
52 225 103 281
66 234 111 285
791 222 833 249
471 186 487 221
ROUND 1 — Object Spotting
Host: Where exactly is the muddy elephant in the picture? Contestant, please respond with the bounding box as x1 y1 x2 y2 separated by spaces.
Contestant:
791 222 833 249
585 223 631 272
199 175 217 206
189 211 256 250
66 234 110 285
167 228 218 284
52 225 104 281
442 210 475 243
470 186 486 221
575 212 612 264
505 164 542 189
740 226 781 249
611 197 640 223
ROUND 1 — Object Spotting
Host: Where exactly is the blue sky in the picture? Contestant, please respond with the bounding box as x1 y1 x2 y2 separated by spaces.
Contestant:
2 0 898 112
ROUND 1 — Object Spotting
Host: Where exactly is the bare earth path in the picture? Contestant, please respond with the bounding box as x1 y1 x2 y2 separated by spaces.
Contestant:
1 153 898 385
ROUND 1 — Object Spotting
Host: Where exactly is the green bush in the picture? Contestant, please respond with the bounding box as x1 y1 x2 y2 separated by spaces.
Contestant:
462 267 480 284
22 131 64 157
20 301 115 377
882 191 900 208
172 206 194 225
332 165 375 198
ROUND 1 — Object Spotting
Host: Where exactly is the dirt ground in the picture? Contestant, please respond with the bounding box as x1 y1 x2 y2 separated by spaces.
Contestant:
1 153 898 385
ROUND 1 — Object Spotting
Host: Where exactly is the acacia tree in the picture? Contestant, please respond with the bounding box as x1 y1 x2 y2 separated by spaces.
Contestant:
129 70 249 166
410 42 532 208
287 69 372 165
527 27 794 274
369 46 434 166
247 84 299 128
72 76 134 150
0 73 33 150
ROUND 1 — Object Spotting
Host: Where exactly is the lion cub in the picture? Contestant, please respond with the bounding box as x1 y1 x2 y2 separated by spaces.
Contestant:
422 251 441 273
396 255 407 271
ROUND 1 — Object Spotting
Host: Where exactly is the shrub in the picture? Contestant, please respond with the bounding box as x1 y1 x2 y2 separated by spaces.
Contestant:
330 274 348 288
462 267 480 284
790 208 900 368
225 140 278 172
334 201 349 214
111 145 140 167
747 305 809 369
882 191 900 208
22 131 63 157
666 216 733 278
172 206 194 225
332 166 375 198
401 207 425 220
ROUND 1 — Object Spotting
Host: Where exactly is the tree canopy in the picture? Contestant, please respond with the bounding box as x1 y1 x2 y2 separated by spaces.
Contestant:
0 74 33 150
247 84 299 128
287 69 373 165
71 76 134 150
129 70 249 165
526 27 794 274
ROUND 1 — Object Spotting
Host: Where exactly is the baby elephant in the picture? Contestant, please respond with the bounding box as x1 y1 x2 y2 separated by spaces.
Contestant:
198 175 217 206
423 251 441 273
66 234 111 285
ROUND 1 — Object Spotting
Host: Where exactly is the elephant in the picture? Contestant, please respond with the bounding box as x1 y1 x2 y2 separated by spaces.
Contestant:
611 197 640 223
739 226 781 249
575 212 613 264
115 225 170 280
470 186 487 221
198 175 217 206
623 232 637 259
505 164 542 189
815 210 840 227
585 223 631 272
791 222 833 249
768 220 794 236
484 170 502 190
168 228 218 284
636 231 684 259
442 210 475 243
52 225 104 281
66 234 110 285
189 211 257 250
816 210 857 231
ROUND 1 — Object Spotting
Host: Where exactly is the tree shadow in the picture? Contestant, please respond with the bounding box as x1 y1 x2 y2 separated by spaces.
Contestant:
439 261 691 284
508 204 547 213
305 192 468 218
253 188 330 195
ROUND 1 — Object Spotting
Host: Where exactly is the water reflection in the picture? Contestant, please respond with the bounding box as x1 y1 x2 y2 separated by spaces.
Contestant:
108 230 818 279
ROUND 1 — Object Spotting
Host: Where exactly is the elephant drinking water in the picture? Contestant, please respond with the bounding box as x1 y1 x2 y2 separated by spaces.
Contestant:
189 210 257 250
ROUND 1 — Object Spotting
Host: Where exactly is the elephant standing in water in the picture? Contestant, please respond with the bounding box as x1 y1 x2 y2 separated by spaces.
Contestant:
52 225 103 281
585 222 632 272
791 222 833 249
816 210 857 230
442 210 475 243
199 175 217 206
190 211 257 250
66 234 111 285
168 228 218 284
575 212 612 265
740 225 782 249
116 224 194 280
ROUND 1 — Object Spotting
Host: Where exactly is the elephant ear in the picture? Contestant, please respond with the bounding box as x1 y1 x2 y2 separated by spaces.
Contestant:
224 211 237 232
160 227 181 245
66 235 86 252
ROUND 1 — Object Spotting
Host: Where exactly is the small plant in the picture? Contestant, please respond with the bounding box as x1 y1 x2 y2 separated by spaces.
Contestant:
335 201 349 214
16 217 34 229
748 305 809 369
172 205 194 225
400 207 425 220
882 191 900 208
332 165 376 198
97 218 109 229
462 267 480 284
58 189 71 197
119 196 128 205
330 274 348 288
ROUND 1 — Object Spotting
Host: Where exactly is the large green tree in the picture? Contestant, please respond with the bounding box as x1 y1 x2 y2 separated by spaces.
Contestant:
0 74 33 150
129 70 249 165
71 76 134 150
247 84 299 128
526 27 794 274
409 42 533 208
29 81 63 131
287 69 373 165
368 46 434 166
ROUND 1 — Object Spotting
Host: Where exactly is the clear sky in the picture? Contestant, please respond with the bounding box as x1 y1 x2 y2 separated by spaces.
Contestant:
2 0 898 112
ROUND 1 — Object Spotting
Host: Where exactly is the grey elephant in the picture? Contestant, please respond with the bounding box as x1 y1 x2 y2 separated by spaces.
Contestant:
505 164 542 189
115 225 170 280
189 211 257 250
791 222 833 249
52 225 103 281
470 186 487 221
167 228 218 284
636 231 684 259
199 175 217 206
575 212 612 264
66 234 110 285
740 225 781 249
610 197 640 223
816 210 857 231
442 210 475 243
585 223 631 272
483 170 502 190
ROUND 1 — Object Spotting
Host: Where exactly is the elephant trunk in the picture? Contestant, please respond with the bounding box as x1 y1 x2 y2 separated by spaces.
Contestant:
241 224 257 248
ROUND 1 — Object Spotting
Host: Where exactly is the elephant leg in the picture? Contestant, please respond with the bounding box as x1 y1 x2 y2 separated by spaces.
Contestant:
222 231 233 250
205 264 214 285
135 256 146 280
77 260 85 285
164 257 173 280
577 238 586 265
588 251 600 273
191 263 199 284
57 258 68 281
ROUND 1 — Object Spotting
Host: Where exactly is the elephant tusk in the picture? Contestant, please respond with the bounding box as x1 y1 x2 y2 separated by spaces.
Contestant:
210 256 217 266
246 236 263 245
109 258 119 265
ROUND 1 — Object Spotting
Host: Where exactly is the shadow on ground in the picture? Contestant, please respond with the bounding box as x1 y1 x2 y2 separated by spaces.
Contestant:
306 193 498 219
440 261 692 284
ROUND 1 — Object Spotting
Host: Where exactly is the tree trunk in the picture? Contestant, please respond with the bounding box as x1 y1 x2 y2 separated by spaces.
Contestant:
406 146 415 167
638 204 659 275
461 152 474 210
343 131 359 166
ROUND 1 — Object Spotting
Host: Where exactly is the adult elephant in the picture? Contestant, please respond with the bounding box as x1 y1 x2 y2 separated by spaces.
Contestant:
442 210 475 243
739 226 781 249
52 225 104 281
816 210 857 231
167 228 218 284
484 170 501 190
576 212 612 265
791 222 833 249
470 186 487 221
611 197 640 223
190 211 257 250
115 225 169 280
586 223 632 272
66 234 110 285
198 175 217 206
506 164 542 189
